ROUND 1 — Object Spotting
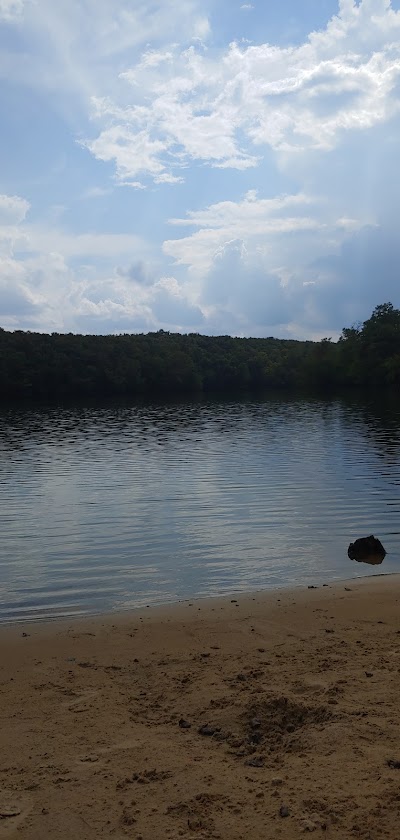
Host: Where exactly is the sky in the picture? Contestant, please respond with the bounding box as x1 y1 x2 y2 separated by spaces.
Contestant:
1 0 400 339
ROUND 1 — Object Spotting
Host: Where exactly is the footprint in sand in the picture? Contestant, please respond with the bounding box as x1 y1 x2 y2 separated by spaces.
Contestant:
0 792 32 837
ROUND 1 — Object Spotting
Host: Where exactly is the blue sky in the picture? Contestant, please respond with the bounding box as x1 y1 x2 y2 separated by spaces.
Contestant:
1 0 400 338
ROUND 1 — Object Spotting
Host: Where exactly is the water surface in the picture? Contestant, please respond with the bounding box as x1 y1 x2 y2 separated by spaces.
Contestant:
1 394 400 622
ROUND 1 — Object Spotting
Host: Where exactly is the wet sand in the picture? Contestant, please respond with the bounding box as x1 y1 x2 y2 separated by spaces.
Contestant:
1 576 400 839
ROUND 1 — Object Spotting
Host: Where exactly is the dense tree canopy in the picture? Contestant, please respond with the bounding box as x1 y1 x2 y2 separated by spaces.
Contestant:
337 302 400 387
0 304 399 399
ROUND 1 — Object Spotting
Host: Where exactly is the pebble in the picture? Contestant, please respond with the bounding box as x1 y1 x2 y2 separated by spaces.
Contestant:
245 757 264 768
279 805 290 818
198 724 218 737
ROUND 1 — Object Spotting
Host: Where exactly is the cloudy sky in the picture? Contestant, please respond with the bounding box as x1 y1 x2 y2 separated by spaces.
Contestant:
1 0 400 338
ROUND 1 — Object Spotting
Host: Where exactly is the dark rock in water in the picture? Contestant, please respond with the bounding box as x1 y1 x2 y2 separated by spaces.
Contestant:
347 535 386 565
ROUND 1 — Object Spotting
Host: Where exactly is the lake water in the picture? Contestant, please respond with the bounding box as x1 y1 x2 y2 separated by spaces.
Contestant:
1 393 400 623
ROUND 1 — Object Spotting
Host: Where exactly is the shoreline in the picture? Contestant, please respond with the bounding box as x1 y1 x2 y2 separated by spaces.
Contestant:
0 567 396 631
1 575 400 839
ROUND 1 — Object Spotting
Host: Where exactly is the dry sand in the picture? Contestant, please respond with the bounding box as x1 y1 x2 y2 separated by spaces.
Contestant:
1 576 400 839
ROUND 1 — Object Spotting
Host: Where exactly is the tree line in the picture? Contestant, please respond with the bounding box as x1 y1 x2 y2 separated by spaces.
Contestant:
0 303 399 399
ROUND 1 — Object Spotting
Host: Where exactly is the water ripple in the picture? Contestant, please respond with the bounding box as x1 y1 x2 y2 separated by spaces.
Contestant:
0 394 400 622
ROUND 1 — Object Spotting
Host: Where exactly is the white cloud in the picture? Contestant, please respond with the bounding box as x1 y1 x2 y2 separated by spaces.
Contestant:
0 244 51 327
0 179 396 337
159 175 393 337
0 194 30 224
163 191 324 272
0 0 26 21
1 1 400 339
86 125 174 184
199 239 291 334
84 0 400 185
65 276 153 333
61 268 205 334
0 191 205 334
3 0 212 107
336 216 368 231
169 191 313 228
149 276 205 327
192 16 210 41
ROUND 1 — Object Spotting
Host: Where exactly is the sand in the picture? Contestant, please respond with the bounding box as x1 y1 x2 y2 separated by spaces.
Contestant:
1 576 400 839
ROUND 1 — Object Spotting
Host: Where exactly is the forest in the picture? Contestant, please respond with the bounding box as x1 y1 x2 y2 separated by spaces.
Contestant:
0 303 399 399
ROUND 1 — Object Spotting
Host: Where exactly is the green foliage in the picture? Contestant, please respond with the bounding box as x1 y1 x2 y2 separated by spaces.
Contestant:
0 303 399 399
338 303 400 386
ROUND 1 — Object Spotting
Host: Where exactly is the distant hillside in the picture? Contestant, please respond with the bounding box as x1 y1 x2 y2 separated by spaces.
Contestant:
1 303 399 399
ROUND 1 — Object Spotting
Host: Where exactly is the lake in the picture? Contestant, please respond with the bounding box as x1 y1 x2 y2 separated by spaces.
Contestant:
1 393 400 623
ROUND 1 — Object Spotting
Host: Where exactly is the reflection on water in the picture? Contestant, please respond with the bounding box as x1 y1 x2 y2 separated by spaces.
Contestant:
350 555 385 566
0 393 400 622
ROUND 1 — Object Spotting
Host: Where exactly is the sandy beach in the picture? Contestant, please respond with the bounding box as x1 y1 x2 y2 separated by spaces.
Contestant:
1 576 400 839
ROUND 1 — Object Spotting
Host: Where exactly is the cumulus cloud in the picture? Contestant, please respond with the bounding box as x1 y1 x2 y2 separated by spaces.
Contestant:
0 192 205 334
201 240 289 333
64 276 154 334
0 278 40 318
298 224 400 330
164 190 327 274
150 276 204 328
84 0 400 185
161 169 400 337
183 223 400 339
63 271 205 335
0 194 41 326
1 2 400 338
